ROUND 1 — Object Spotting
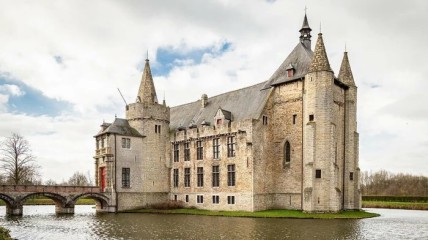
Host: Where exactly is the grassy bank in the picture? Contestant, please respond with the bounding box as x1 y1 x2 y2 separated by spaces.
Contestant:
125 208 379 219
0 226 13 240
362 201 428 210
0 198 95 206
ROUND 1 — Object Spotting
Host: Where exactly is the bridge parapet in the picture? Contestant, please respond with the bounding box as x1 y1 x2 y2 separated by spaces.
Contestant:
0 185 101 193
0 185 112 216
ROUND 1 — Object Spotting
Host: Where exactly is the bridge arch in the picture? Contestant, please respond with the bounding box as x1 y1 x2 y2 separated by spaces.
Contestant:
0 193 15 208
70 193 109 212
19 192 68 208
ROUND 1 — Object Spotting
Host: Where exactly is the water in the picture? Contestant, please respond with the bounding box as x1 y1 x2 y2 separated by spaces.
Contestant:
0 206 427 239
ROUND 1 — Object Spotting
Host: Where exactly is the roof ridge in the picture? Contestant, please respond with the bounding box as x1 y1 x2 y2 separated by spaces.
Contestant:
171 80 268 109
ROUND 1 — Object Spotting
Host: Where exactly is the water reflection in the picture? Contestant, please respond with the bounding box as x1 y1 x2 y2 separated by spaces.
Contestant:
0 206 427 240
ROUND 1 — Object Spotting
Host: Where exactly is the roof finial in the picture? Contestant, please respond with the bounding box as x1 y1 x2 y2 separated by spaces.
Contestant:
146 50 149 61
304 5 308 14
319 22 322 33
345 43 347 52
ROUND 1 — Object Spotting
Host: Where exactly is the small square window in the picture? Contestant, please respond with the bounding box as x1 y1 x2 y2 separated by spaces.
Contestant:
197 195 204 204
227 196 235 204
212 195 219 204
315 169 321 178
350 172 354 181
309 115 314 121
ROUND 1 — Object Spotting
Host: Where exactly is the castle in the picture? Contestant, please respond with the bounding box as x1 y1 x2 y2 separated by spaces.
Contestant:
93 14 361 212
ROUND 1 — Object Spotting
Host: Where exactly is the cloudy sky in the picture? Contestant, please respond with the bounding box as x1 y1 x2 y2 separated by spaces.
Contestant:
0 0 427 182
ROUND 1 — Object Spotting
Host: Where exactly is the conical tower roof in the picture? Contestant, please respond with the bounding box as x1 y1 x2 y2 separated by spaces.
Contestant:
338 52 355 86
301 13 311 30
308 33 332 73
137 59 158 104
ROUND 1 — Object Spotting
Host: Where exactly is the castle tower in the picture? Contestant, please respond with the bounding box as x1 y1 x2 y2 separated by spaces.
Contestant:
339 52 361 209
302 33 341 212
125 58 170 207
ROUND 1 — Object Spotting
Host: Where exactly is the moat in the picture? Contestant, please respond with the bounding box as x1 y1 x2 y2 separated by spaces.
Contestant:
1 206 427 239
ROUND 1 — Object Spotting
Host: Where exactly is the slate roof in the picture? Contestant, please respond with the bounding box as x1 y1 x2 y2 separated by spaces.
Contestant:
262 42 313 89
95 118 143 137
170 81 271 130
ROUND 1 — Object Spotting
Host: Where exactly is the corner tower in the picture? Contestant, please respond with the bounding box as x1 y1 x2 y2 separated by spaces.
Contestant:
302 33 340 212
125 58 170 209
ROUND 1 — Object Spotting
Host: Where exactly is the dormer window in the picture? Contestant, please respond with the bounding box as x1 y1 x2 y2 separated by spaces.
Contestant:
286 63 295 78
214 108 232 127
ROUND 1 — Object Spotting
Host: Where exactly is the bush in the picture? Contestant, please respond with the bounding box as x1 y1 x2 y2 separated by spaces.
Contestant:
149 200 184 210
362 196 428 202
0 226 13 240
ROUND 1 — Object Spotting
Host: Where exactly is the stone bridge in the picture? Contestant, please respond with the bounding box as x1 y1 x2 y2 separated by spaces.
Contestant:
0 185 113 216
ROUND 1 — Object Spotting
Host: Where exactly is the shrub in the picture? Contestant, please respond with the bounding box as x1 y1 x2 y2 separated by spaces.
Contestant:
149 200 184 210
0 226 13 240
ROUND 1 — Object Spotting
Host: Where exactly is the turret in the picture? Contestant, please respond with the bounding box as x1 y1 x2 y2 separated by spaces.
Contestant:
299 14 312 49
136 58 158 104
338 52 355 87
303 32 339 212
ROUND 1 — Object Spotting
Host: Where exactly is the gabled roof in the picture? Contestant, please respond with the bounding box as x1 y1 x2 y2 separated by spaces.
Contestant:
262 42 313 89
95 118 144 137
170 81 271 130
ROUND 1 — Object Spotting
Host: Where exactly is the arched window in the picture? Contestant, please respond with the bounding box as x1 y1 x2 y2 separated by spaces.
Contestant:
283 141 291 168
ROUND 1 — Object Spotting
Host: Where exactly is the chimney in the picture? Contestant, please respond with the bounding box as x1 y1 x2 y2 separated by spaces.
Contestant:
201 94 208 108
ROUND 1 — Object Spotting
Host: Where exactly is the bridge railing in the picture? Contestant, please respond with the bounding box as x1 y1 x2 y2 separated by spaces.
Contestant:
0 185 101 193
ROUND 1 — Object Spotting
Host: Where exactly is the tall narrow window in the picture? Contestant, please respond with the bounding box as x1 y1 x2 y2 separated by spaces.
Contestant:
293 114 297 124
173 143 179 162
227 164 236 186
283 141 291 168
315 169 322 178
184 168 190 187
155 124 161 134
227 136 236 158
213 138 220 159
212 166 220 187
197 167 204 187
122 168 130 188
196 141 203 160
122 138 131 149
185 195 189 203
184 142 190 161
173 169 179 187
262 116 268 125
96 139 100 149
350 172 354 181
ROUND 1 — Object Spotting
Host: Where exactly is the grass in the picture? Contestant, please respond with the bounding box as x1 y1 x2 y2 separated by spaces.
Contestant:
0 198 96 206
362 200 428 210
0 226 13 240
124 208 379 219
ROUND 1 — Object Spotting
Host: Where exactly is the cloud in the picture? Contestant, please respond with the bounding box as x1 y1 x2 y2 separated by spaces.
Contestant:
0 0 427 181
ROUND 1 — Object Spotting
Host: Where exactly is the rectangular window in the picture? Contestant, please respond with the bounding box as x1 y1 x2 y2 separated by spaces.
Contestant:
350 172 354 181
185 195 189 203
196 141 203 160
174 195 177 201
227 196 235 204
212 166 220 187
197 195 204 204
101 138 105 148
155 125 161 134
96 139 100 149
262 115 268 125
184 142 190 161
197 167 204 187
315 169 322 179
309 114 314 121
122 168 130 188
227 136 236 158
212 195 219 204
121 138 131 149
184 167 191 187
227 164 236 186
173 169 179 187
293 114 297 124
173 143 179 162
213 138 220 159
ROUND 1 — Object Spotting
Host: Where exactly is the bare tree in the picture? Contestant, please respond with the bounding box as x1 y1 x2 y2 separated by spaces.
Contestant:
0 133 40 185
44 179 58 185
68 171 89 186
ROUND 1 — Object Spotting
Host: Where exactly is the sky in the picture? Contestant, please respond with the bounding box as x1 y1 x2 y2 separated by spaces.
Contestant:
0 0 427 182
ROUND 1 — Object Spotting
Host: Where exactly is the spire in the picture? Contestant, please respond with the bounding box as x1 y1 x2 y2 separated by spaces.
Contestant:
299 13 312 49
137 58 158 104
338 51 355 86
308 33 332 73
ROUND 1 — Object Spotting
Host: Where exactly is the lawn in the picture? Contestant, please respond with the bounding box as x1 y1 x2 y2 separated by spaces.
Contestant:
125 208 379 219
